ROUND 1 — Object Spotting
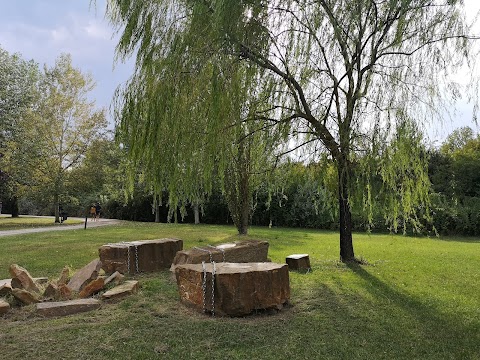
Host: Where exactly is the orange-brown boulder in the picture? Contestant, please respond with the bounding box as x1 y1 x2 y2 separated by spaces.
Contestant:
9 264 40 293
67 259 102 292
78 277 105 298
11 288 41 305
0 298 10 314
36 299 101 317
175 262 289 317
171 240 269 271
99 239 183 275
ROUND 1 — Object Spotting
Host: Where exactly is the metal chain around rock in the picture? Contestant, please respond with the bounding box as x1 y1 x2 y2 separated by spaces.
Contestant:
126 243 131 274
201 261 207 313
207 245 226 263
211 261 216 316
135 244 139 273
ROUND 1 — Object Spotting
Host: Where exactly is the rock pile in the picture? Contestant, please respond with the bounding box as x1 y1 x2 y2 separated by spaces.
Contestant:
0 262 137 318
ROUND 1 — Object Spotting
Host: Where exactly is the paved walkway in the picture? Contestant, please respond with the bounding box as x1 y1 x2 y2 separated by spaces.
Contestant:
0 217 122 237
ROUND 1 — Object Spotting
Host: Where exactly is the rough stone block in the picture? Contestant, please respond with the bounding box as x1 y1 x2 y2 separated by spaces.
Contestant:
9 264 40 293
11 288 41 305
175 262 290 316
0 299 10 314
43 282 58 299
99 239 183 275
101 280 139 301
78 277 105 298
36 298 101 317
104 271 125 286
286 254 311 272
172 240 269 270
0 280 12 297
57 266 71 286
67 259 102 292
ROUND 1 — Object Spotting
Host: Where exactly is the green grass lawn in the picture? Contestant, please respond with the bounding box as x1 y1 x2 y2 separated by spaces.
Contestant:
0 222 479 359
0 215 83 230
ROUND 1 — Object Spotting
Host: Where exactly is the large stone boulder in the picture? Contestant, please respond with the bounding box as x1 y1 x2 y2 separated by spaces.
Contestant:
9 264 40 293
175 262 290 317
36 299 101 317
67 259 102 292
171 240 269 270
99 239 183 275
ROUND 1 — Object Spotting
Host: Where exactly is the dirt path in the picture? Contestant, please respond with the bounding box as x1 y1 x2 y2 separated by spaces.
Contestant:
0 217 122 237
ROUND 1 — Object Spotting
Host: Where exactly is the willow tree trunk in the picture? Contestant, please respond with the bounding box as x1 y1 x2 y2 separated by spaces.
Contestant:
338 159 355 262
193 203 200 225
10 196 19 218
54 193 60 223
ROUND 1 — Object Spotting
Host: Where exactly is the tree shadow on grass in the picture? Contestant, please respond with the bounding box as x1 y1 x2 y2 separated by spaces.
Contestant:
341 262 480 359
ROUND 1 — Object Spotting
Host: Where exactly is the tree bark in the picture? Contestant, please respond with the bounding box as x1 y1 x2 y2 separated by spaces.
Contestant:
193 203 200 225
337 159 355 262
54 193 60 223
155 204 160 223
10 196 19 218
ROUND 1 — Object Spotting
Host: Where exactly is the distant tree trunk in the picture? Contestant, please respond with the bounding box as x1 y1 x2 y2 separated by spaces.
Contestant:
54 193 60 223
337 157 355 262
155 204 160 223
193 203 200 225
10 196 19 218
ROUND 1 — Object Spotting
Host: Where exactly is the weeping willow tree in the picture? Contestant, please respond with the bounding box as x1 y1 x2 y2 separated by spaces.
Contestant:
108 1 277 234
107 0 479 261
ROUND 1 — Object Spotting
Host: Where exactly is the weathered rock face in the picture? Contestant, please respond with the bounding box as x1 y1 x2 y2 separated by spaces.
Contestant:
9 264 40 293
104 271 124 286
43 282 58 299
78 277 105 298
101 280 139 301
11 288 41 305
67 259 102 292
175 262 290 317
99 239 183 275
36 298 101 317
0 298 10 314
57 266 71 286
172 240 269 270
286 254 311 272
0 280 12 297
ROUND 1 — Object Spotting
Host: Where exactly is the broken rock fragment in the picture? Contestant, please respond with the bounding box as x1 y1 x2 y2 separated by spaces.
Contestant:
67 259 102 292
9 264 40 293
11 288 41 305
101 280 139 301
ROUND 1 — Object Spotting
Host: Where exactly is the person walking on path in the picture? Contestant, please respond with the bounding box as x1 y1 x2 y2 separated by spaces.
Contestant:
94 202 102 221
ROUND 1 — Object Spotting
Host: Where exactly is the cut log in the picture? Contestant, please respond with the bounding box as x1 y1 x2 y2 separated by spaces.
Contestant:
171 240 269 271
286 254 311 272
175 262 290 317
99 239 183 275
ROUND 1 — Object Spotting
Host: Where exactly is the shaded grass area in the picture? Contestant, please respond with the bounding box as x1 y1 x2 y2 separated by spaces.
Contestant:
0 215 83 230
0 222 479 359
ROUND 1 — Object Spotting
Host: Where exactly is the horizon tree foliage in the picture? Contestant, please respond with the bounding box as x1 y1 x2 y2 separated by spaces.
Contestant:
31 54 107 223
0 47 39 215
107 0 479 261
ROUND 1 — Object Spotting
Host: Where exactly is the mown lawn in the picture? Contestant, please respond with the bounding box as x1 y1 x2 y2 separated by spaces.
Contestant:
0 222 479 359
0 215 83 230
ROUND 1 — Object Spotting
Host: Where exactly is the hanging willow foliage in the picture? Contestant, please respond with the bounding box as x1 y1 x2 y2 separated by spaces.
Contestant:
107 0 479 260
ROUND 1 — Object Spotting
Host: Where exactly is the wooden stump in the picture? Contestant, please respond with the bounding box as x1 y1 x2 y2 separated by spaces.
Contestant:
171 240 269 271
175 262 290 316
286 254 311 272
99 239 183 275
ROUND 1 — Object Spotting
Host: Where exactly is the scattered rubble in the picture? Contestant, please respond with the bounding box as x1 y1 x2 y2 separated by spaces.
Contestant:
101 280 139 301
0 298 11 314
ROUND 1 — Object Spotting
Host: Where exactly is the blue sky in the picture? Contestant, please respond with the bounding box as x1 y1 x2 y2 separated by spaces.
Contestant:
0 0 479 141
0 0 134 129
